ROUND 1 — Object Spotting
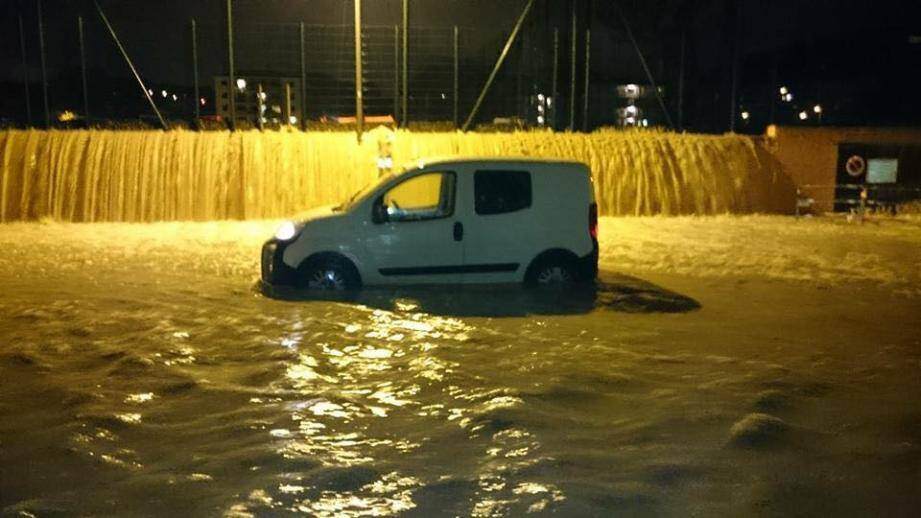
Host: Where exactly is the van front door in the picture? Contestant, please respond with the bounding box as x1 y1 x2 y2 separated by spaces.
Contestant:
365 171 463 284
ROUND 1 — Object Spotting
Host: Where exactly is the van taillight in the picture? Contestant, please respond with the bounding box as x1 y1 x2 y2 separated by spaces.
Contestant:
589 203 598 239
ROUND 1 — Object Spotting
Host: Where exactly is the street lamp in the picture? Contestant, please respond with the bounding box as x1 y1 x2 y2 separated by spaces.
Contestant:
798 111 808 120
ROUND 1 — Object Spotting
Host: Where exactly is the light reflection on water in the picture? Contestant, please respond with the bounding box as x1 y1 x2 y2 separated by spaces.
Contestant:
234 304 473 515
0 276 726 516
7 268 918 517
203 293 581 516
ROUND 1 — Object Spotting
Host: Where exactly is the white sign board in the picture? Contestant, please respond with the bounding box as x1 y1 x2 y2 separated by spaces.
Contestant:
866 158 898 184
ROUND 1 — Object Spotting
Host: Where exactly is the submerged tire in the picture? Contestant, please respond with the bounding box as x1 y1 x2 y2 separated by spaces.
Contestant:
298 255 361 290
524 253 579 287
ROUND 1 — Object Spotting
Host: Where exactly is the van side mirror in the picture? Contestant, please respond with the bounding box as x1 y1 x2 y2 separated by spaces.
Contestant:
372 198 388 224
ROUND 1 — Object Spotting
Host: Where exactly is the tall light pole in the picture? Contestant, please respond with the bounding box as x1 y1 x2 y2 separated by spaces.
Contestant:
354 0 363 140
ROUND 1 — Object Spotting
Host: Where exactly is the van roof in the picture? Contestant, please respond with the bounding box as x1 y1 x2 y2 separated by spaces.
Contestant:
406 156 589 171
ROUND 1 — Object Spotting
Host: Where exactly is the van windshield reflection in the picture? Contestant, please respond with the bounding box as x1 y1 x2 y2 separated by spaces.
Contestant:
336 173 395 211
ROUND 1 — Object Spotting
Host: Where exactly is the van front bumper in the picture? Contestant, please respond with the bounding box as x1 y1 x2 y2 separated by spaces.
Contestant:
261 239 299 286
577 239 599 281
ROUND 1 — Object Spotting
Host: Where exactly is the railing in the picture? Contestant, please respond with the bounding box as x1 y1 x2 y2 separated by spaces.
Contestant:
796 183 921 219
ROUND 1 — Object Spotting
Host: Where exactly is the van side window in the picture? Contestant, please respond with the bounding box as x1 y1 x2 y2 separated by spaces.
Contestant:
381 172 455 222
474 170 532 215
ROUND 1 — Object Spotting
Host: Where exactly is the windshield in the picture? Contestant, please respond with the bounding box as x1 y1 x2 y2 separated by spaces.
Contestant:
336 173 394 211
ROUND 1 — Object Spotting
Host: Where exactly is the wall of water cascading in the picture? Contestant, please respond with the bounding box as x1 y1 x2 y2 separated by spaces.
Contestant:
0 129 794 222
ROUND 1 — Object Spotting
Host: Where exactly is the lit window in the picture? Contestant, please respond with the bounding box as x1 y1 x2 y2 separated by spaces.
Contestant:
381 172 455 222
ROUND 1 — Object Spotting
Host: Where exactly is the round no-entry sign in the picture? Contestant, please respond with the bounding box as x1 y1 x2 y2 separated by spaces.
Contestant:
846 155 866 177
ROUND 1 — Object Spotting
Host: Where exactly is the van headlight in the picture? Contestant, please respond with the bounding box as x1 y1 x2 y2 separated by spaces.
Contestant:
274 221 300 241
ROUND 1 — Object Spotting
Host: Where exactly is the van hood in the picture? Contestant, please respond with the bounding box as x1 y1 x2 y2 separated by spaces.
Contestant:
294 204 343 224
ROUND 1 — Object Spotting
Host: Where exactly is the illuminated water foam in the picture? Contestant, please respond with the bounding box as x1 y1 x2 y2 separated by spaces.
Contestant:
0 129 793 222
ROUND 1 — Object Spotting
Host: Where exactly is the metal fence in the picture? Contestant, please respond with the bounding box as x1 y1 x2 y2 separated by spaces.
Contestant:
4 0 595 132
796 183 921 217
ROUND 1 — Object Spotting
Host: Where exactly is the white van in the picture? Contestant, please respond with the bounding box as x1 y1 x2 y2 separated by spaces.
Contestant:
261 157 598 289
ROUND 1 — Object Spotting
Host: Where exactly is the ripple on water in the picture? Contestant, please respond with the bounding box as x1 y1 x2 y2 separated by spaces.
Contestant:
729 413 791 448
1 350 44 369
107 354 156 377
223 471 420 517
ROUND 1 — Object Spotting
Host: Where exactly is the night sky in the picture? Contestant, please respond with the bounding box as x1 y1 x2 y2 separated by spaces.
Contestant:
1 0 919 131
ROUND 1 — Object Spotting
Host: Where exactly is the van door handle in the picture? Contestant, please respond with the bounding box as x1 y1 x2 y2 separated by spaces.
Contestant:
453 221 464 241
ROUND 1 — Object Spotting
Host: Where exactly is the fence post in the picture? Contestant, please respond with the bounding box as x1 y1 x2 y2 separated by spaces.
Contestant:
678 31 685 131
78 16 91 125
769 55 777 125
401 0 409 127
256 83 264 131
285 82 292 125
729 1 742 132
393 25 399 122
300 22 307 130
226 0 236 130
191 19 200 123
37 0 50 127
18 15 33 126
582 29 590 132
859 185 867 224
354 0 363 141
453 25 459 128
569 3 576 131
551 27 558 130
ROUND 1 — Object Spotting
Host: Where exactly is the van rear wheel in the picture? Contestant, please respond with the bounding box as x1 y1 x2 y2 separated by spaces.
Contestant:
535 264 575 284
299 256 361 290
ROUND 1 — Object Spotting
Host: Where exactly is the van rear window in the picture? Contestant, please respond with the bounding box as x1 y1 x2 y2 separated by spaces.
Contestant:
474 170 532 215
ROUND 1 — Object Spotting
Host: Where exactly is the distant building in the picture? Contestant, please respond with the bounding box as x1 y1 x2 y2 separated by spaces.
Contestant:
615 84 663 127
214 76 303 126
768 126 921 213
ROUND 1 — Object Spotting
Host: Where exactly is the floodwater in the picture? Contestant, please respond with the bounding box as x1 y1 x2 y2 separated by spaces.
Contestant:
2 221 920 516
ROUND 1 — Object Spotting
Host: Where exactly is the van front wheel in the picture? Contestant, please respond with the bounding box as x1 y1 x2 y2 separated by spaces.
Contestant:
299 255 361 290
525 253 578 287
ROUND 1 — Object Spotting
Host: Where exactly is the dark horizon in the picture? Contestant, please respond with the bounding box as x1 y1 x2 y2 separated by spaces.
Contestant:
1 0 919 132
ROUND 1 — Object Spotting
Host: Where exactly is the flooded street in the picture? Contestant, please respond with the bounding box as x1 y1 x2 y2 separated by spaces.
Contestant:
2 218 920 516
